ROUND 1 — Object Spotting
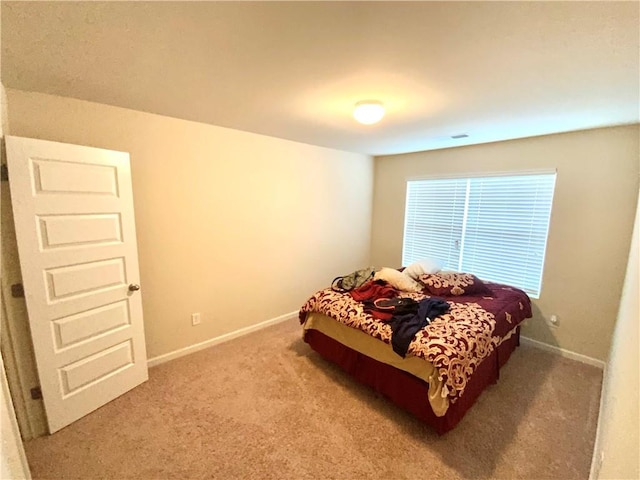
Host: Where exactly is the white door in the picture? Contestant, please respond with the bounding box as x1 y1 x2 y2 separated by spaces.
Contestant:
6 136 148 433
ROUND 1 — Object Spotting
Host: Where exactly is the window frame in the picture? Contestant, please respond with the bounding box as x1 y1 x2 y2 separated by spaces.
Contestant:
402 169 557 298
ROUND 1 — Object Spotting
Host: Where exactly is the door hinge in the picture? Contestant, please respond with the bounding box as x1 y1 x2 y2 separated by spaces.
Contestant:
30 386 42 400
11 283 24 298
0 164 8 182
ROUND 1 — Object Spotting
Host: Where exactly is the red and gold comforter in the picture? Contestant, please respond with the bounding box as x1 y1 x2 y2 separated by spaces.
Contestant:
299 281 532 404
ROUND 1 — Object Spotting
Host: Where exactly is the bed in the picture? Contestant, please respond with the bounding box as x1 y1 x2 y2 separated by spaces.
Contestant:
298 274 532 434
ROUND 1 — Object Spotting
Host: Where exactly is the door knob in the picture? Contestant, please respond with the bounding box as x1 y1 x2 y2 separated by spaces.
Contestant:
128 284 141 292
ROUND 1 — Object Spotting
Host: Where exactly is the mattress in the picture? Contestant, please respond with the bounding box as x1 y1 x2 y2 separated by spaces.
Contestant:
303 311 449 416
303 324 521 434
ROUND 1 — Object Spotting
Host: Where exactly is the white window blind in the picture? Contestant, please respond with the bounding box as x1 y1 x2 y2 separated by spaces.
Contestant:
402 172 556 298
403 178 467 268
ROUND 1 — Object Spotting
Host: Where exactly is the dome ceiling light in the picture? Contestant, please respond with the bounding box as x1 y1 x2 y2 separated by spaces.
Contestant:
353 100 385 125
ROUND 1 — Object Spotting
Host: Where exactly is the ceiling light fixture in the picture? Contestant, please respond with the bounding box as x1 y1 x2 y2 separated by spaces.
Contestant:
353 100 385 125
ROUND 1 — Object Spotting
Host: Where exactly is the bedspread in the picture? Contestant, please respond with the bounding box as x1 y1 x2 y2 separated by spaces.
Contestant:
299 281 531 403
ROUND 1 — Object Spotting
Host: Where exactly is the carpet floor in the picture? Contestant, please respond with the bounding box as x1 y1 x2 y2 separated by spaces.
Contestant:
24 319 602 479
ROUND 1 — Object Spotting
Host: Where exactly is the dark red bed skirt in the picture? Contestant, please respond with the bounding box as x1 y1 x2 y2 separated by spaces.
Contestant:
303 327 520 435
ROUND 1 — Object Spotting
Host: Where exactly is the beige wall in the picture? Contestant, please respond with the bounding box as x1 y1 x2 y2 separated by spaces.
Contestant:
592 190 639 480
371 126 639 361
0 355 30 479
5 89 373 361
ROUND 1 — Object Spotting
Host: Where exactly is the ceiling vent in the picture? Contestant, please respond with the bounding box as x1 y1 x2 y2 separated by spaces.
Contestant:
451 134 469 139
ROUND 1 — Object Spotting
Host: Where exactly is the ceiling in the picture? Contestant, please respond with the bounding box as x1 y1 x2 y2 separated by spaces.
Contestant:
2 1 639 156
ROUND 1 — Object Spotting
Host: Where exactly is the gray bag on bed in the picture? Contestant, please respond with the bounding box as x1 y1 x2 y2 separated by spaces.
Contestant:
331 267 376 292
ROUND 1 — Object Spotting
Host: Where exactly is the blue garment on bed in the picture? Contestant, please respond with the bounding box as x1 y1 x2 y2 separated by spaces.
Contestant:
388 297 450 357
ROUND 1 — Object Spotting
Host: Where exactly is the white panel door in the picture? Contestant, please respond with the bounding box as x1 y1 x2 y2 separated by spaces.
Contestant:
6 136 148 433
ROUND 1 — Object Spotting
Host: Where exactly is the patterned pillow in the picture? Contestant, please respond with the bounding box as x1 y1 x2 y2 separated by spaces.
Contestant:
418 272 491 297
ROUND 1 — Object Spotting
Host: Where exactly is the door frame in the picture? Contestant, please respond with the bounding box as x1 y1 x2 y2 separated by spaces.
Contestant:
1 153 48 440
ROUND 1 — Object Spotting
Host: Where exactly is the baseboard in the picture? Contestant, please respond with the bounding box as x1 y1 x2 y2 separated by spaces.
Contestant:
147 310 298 368
520 336 606 369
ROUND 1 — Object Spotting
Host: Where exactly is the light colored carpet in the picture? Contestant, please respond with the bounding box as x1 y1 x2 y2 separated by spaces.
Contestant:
25 319 602 480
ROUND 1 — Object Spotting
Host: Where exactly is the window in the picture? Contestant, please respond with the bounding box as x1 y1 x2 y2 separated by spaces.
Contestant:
402 172 556 298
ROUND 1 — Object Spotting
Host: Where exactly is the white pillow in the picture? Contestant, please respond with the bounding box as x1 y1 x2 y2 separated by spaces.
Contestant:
374 267 423 293
403 258 443 280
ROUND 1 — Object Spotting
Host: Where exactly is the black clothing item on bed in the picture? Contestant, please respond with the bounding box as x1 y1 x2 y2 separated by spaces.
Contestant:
374 297 418 309
388 298 450 357
361 296 419 321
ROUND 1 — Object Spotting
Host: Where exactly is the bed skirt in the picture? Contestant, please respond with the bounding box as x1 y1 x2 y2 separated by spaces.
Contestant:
303 326 520 435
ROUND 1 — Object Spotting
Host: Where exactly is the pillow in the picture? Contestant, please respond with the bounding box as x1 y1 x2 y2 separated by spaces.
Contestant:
374 267 423 293
418 272 491 297
403 258 443 280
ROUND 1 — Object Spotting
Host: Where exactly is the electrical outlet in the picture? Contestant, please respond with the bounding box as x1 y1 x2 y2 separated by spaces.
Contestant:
547 314 560 328
191 313 201 326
